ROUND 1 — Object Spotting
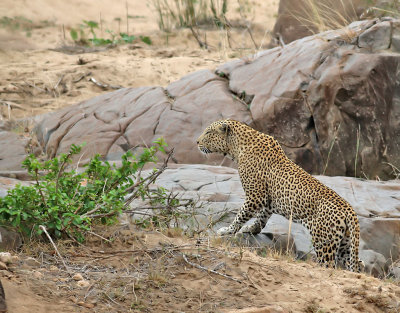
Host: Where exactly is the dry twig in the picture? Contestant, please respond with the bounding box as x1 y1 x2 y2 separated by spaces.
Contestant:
0 100 26 111
89 77 123 90
39 225 71 275
182 253 242 283
189 26 208 49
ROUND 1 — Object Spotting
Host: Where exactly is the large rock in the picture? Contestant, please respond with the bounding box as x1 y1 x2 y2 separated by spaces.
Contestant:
34 71 252 167
30 19 400 180
271 0 368 45
147 164 400 277
217 18 400 179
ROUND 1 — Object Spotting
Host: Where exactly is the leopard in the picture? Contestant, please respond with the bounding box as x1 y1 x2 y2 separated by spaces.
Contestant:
197 119 362 272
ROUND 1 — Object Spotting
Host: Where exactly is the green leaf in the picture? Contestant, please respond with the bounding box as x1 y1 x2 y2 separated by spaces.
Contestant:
120 32 136 43
83 20 99 29
140 36 152 45
70 28 78 41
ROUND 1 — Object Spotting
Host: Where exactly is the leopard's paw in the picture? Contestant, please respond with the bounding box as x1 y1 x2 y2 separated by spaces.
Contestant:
217 226 234 236
238 223 261 235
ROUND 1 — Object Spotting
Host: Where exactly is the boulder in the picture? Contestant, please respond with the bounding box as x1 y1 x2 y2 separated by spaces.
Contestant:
30 19 400 180
34 71 252 167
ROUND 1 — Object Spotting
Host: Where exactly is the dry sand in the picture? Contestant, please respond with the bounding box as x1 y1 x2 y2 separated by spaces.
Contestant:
3 227 400 313
0 0 278 119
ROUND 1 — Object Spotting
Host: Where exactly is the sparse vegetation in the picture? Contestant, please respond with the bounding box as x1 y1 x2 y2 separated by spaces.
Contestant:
0 15 54 37
150 0 211 31
69 20 152 46
0 138 181 242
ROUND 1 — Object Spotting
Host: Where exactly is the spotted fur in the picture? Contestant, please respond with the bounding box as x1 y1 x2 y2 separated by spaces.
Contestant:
197 119 361 272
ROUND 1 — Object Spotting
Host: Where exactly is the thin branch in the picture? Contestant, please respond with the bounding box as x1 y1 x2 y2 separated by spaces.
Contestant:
55 151 73 195
39 225 71 275
34 169 47 207
189 26 208 49
89 77 123 90
87 230 111 243
0 100 26 111
53 74 65 92
124 149 174 206
182 253 242 283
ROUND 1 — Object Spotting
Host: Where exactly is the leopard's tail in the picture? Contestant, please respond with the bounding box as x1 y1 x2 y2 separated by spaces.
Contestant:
346 211 361 272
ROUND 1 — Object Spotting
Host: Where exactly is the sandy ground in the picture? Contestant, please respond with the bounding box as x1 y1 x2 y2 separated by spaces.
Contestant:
2 227 400 313
0 0 278 120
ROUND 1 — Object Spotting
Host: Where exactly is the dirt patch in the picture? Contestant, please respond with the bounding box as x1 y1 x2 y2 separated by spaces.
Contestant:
0 0 278 121
2 227 399 313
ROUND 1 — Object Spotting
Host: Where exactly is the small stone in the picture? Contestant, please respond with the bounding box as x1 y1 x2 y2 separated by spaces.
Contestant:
10 255 19 264
0 262 7 271
77 301 95 308
33 271 43 279
49 265 58 271
24 257 40 267
72 273 84 281
0 253 12 264
77 280 90 288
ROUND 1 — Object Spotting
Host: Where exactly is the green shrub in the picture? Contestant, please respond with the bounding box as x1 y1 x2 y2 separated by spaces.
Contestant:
0 139 168 242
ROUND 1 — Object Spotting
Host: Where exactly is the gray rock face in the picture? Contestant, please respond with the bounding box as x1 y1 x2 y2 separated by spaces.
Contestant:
28 19 400 180
34 71 251 167
217 19 400 179
151 164 400 277
0 131 28 171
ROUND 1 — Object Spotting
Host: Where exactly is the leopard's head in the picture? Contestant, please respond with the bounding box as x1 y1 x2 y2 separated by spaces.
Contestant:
197 120 232 156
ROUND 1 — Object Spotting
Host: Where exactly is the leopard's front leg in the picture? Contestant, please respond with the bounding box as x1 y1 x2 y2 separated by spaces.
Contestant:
217 197 263 235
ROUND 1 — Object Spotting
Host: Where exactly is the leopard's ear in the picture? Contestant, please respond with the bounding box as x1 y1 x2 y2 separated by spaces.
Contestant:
218 123 230 135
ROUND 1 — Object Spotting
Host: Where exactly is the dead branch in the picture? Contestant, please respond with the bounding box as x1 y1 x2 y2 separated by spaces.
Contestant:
277 33 286 47
73 72 92 83
189 26 208 49
39 225 72 275
124 148 174 206
53 74 64 91
0 100 26 111
245 24 258 49
89 77 123 90
182 253 242 283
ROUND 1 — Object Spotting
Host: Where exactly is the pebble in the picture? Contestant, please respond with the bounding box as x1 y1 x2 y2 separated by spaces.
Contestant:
72 273 84 281
24 257 40 267
33 271 43 279
77 301 95 308
49 265 58 271
0 262 7 270
77 280 90 288
0 252 12 264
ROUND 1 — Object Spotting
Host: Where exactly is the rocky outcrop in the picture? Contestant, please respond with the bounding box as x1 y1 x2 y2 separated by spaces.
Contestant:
29 19 400 179
147 164 400 278
217 19 400 179
34 71 252 168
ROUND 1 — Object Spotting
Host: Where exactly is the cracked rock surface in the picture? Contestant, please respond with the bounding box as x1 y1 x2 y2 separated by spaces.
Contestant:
30 19 400 179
